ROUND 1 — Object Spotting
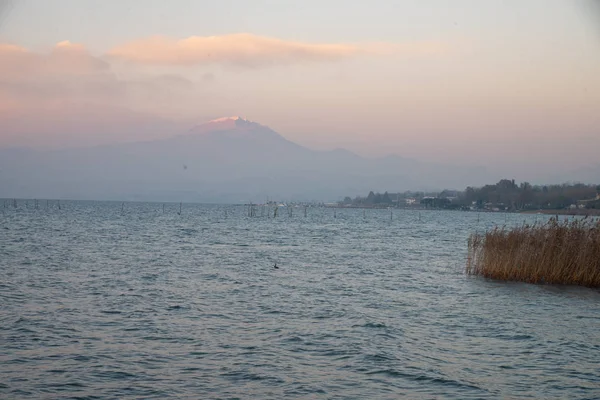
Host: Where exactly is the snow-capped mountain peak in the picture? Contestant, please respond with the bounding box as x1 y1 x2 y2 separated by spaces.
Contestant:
208 116 245 123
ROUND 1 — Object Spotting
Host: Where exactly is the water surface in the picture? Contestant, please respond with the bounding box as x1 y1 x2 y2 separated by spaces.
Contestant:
1 202 599 399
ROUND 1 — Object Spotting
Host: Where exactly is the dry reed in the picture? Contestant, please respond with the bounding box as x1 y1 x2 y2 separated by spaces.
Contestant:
467 217 600 287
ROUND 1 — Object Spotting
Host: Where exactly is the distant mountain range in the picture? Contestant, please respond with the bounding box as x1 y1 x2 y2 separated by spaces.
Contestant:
0 116 593 202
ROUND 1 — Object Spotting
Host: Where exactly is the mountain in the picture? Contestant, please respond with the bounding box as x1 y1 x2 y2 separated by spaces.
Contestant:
0 117 492 202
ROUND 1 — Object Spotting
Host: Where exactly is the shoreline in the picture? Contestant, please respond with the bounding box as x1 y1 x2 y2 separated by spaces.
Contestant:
326 204 600 216
520 209 600 216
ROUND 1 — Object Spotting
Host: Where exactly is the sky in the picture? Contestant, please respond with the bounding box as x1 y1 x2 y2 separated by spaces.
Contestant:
1 0 599 177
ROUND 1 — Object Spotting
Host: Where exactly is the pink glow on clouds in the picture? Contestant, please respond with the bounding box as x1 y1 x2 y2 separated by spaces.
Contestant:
0 30 598 174
105 33 444 67
107 34 358 66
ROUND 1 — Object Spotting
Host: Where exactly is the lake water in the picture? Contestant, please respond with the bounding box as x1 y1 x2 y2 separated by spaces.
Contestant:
1 201 599 399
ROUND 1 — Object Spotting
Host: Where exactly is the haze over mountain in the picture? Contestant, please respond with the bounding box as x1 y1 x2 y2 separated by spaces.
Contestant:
0 116 497 202
2 2 599 186
2 115 598 203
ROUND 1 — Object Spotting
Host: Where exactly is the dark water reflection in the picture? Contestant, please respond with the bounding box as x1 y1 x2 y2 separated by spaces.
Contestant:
1 202 599 399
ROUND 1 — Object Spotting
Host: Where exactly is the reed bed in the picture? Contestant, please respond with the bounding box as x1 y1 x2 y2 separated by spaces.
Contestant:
467 217 600 287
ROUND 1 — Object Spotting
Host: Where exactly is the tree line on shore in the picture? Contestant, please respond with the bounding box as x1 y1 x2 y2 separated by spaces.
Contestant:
341 179 600 211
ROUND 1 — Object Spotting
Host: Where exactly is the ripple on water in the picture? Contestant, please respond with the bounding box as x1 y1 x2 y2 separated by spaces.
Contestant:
1 203 599 399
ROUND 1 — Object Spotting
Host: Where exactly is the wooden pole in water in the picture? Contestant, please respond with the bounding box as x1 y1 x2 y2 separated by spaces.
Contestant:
58 200 61 210
178 202 182 215
121 202 125 214
334 209 336 218
390 209 393 221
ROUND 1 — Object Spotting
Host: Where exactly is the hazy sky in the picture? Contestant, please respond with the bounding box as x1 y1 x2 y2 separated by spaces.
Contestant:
1 0 599 175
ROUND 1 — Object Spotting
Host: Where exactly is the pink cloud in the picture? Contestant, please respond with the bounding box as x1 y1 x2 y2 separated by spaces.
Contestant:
0 41 196 108
0 41 109 82
0 41 122 114
0 43 27 53
107 33 369 66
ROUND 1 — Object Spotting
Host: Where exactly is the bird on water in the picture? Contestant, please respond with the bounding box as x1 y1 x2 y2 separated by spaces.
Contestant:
274 263 279 269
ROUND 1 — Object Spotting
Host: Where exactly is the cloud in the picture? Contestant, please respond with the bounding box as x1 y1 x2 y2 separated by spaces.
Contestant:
0 41 200 119
0 41 198 147
0 41 110 82
54 40 86 51
0 41 122 110
106 33 401 67
0 43 26 53
106 34 449 67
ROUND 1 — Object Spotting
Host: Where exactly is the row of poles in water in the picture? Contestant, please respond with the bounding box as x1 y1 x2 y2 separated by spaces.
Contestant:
3 198 510 223
5 199 569 225
2 199 61 210
245 203 422 221
3 198 424 221
2 199 181 215
246 204 310 218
